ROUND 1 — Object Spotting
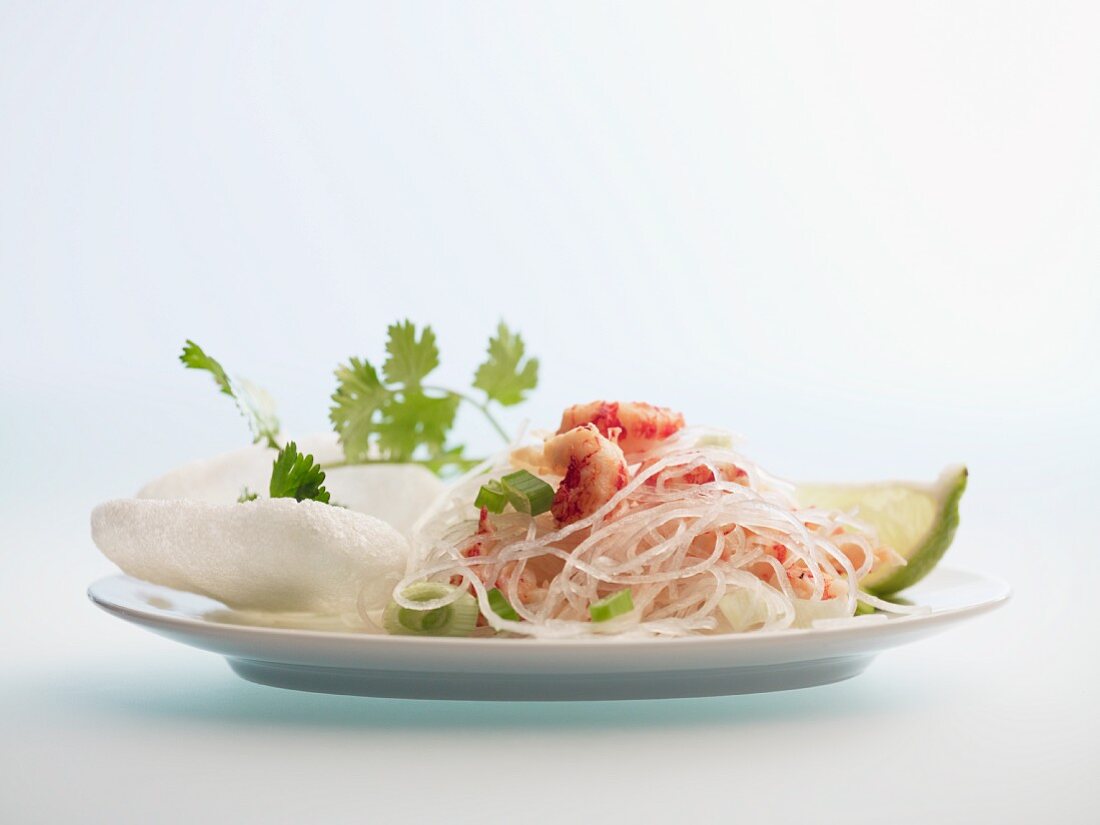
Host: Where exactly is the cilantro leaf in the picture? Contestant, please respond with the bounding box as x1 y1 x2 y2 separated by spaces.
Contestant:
473 321 539 406
180 340 233 396
327 319 538 474
382 320 440 387
180 340 281 448
234 378 280 448
329 357 389 461
375 391 459 461
423 444 479 475
269 442 330 503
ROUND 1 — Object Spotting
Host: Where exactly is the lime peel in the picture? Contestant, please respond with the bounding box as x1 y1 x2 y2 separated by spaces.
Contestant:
795 465 968 597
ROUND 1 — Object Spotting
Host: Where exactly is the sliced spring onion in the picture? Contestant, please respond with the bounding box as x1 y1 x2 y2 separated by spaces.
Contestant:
487 588 520 622
474 479 508 514
382 582 478 637
589 589 634 622
500 469 555 516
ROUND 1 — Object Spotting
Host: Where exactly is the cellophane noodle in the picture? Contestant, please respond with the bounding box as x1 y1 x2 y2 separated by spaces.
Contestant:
390 428 916 639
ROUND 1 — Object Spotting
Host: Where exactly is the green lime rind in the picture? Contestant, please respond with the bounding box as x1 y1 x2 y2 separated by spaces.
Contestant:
795 465 969 597
863 467 967 596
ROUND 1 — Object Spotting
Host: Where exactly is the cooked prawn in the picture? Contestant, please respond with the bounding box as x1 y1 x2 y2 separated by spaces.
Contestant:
541 424 629 525
787 563 847 600
558 401 685 454
456 510 548 614
645 461 749 488
460 506 496 558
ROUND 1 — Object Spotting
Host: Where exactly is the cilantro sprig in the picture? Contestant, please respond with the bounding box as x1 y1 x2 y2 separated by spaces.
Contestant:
474 322 540 407
330 320 538 474
180 341 280 449
269 442 330 503
179 320 539 501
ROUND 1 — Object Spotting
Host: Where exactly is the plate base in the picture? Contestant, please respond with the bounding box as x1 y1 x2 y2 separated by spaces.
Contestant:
227 655 877 701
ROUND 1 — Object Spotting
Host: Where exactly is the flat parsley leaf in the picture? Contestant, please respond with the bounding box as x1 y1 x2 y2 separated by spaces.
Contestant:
382 320 440 387
180 340 280 448
269 442 330 503
329 357 388 461
473 321 539 406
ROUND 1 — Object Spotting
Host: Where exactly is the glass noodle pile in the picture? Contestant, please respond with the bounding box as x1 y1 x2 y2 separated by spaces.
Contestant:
390 401 915 639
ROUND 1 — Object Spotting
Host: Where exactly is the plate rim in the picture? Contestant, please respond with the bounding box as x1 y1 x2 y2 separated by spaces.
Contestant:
88 566 1011 652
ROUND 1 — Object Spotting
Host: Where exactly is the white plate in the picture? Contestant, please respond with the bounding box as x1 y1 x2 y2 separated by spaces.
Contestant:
88 567 1009 701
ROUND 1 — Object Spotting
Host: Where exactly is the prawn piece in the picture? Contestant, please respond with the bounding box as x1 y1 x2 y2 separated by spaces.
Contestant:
451 507 497 588
644 461 749 488
455 513 546 616
746 542 792 579
497 561 542 604
742 538 847 601
558 401 685 454
542 424 629 525
786 563 846 601
460 507 496 559
813 525 904 578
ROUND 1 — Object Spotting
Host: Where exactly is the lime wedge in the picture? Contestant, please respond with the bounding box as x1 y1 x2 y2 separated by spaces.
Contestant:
794 465 968 596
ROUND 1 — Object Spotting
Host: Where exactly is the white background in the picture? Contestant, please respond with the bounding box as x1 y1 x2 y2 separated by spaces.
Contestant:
2 2 1097 823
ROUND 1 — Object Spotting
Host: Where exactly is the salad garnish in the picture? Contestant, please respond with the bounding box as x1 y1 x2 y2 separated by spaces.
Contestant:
475 470 555 516
589 589 635 623
329 320 538 473
268 442 330 504
180 340 280 449
180 320 539 500
381 582 478 637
